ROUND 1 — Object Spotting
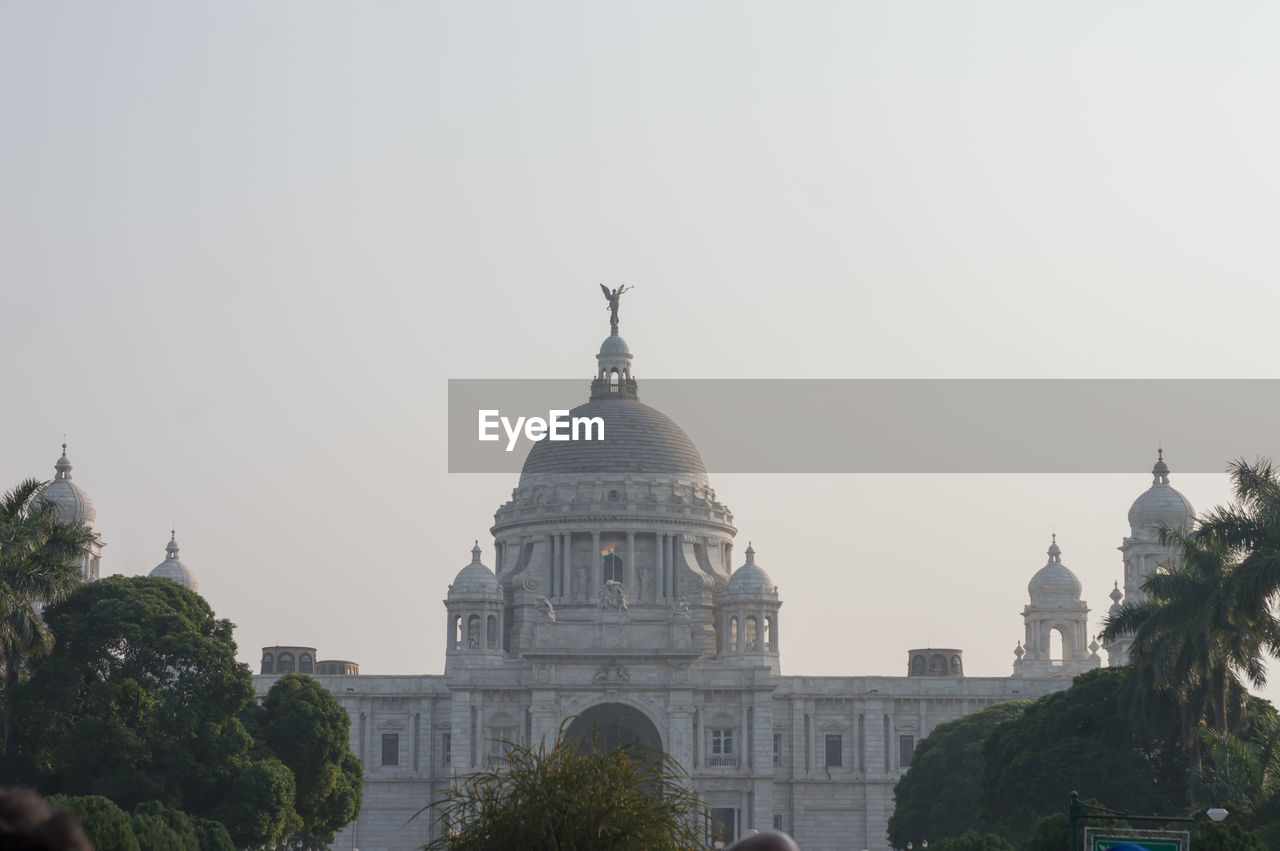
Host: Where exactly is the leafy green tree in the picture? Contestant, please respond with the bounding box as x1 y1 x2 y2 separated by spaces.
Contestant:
249 673 362 848
422 727 707 849
1189 819 1268 851
11 575 293 847
131 811 182 851
979 667 1189 843
929 829 1014 851
212 756 296 848
1018 812 1067 851
888 700 1027 848
190 817 236 851
47 794 140 851
133 801 198 851
0 477 95 762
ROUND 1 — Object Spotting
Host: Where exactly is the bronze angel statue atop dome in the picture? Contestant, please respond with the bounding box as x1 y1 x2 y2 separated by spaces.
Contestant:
600 283 631 335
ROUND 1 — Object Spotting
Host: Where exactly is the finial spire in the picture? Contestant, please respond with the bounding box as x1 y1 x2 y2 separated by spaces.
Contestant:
471 540 482 562
1152 448 1170 484
745 542 755 563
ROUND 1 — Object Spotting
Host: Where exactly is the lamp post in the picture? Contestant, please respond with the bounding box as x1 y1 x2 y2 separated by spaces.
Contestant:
1067 790 1227 850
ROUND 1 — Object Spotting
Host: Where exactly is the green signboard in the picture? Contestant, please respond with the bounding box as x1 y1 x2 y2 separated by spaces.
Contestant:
1084 826 1189 851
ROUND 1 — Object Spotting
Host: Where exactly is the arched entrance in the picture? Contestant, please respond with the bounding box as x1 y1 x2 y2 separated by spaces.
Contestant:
563 702 663 755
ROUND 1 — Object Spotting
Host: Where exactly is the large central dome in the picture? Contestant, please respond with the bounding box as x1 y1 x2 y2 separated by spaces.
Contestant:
520 397 708 485
519 333 709 486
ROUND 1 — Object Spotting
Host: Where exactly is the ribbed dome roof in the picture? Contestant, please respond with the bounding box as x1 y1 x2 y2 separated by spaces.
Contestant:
1028 536 1082 600
1128 451 1194 538
149 532 199 592
40 444 96 526
520 398 708 485
449 543 501 598
725 544 777 599
598 334 631 356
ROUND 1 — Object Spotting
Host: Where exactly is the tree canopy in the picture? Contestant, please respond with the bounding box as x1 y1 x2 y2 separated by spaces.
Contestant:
980 667 1190 843
888 700 1028 848
423 726 707 850
0 476 96 764
10 575 334 847
248 672 363 848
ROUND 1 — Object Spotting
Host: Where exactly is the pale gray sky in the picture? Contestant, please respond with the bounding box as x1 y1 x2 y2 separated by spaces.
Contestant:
4 3 1279 699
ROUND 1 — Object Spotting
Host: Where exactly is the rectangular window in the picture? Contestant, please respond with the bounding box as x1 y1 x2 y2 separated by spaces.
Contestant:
772 733 782 766
825 734 843 768
709 807 737 846
441 733 451 765
900 734 915 768
381 733 399 767
773 815 784 832
711 729 735 756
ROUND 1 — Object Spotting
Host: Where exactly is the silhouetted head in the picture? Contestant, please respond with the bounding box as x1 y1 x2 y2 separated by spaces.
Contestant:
725 828 802 851
0 788 92 851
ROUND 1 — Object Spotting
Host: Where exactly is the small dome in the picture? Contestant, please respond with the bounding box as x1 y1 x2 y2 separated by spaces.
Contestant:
725 544 777 599
39 444 97 526
1028 535 1083 600
149 531 199 592
1127 450 1194 537
598 334 632 357
448 542 501 598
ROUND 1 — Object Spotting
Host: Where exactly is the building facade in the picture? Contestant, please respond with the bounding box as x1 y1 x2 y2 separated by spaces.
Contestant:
250 322 1197 851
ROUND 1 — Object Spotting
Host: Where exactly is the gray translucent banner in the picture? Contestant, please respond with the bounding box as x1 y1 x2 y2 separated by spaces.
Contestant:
448 379 1280 474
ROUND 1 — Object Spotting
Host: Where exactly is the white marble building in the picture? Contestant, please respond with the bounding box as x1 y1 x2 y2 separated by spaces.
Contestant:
30 328 1193 849
247 323 1199 851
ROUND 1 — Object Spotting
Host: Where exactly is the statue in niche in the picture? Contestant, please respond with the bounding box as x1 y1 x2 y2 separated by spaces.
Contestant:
639 562 652 602
673 596 691 619
535 595 556 623
576 562 590 601
467 619 481 650
598 579 629 612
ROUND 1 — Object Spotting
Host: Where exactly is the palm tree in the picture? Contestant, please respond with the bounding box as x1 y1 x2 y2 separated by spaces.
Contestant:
0 477 95 762
1100 526 1272 767
1197 458 1280 625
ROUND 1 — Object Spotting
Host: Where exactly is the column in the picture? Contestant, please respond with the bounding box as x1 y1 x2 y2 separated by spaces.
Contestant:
626 532 636 591
592 532 601 595
656 533 666 600
548 534 557 597
560 533 569 601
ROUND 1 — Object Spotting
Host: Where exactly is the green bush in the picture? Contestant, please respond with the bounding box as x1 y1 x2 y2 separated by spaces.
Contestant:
47 794 139 851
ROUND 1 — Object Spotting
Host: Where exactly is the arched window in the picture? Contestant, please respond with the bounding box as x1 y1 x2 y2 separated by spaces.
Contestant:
911 655 926 676
453 615 463 650
609 369 620 388
743 616 759 651
278 652 295 674
486 615 498 650
729 617 739 652
764 616 773 651
467 615 482 650
299 653 313 673
929 654 946 676
261 653 274 674
1050 626 1066 663
951 655 962 675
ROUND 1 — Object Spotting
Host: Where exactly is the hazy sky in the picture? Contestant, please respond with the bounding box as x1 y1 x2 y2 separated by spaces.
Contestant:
4 4 1279 700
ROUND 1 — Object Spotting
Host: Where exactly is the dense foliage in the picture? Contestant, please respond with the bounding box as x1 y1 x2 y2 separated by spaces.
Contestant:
10 575 358 848
248 672 363 848
48 794 139 851
980 667 1191 841
888 700 1027 848
423 728 707 850
0 477 96 764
